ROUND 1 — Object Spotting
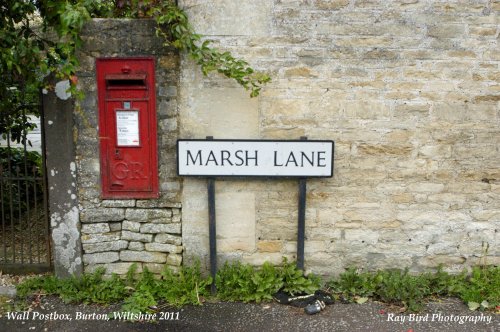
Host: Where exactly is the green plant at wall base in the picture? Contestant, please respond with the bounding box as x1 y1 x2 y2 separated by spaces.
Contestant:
14 260 499 315
216 261 284 303
215 258 321 302
327 267 381 301
375 269 433 312
327 265 500 312
158 262 212 307
450 266 500 311
280 258 321 295
16 268 129 305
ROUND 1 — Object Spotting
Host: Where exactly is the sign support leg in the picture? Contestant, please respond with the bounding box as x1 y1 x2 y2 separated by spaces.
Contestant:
206 136 217 294
297 136 308 270
208 177 217 294
297 177 307 271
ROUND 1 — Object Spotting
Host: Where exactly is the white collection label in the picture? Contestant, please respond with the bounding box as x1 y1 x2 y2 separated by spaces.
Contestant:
116 110 139 146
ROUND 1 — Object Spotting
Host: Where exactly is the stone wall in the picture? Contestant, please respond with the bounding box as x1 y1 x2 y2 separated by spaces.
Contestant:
75 19 182 275
179 0 499 275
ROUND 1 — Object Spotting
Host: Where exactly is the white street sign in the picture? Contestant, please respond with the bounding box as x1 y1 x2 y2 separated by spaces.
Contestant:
177 140 334 177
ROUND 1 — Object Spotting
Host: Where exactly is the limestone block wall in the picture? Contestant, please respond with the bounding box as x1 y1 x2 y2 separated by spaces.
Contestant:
75 19 182 275
179 0 499 275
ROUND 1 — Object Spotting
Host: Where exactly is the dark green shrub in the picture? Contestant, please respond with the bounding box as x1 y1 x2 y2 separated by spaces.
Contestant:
0 147 43 223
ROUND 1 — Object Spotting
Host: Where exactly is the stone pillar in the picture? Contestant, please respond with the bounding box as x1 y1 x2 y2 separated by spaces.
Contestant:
43 80 83 278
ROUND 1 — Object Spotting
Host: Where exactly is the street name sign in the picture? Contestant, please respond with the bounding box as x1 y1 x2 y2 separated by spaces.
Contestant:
177 139 334 177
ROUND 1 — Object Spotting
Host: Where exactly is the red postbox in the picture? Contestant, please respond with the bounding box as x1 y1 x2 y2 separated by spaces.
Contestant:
96 57 159 199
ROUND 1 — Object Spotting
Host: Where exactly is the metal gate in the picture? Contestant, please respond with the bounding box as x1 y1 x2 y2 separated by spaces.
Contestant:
0 92 52 274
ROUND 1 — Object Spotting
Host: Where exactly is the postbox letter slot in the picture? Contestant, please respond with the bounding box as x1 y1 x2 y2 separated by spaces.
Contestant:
105 74 147 89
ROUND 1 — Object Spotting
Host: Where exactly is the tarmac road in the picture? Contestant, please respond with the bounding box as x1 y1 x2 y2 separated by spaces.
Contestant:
0 296 498 332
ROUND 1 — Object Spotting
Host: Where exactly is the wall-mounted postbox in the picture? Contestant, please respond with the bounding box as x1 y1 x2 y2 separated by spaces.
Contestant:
96 57 159 199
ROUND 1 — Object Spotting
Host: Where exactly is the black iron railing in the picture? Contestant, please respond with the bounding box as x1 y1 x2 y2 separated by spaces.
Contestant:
0 107 51 274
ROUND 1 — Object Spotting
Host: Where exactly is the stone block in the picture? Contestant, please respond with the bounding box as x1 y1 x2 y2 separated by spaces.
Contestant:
86 262 143 275
81 208 125 223
122 220 141 232
314 0 349 10
128 241 145 250
81 232 121 244
256 241 283 253
166 253 183 266
83 240 128 254
408 183 445 193
135 200 181 208
427 24 466 39
81 223 110 234
121 230 153 243
140 223 181 234
120 250 167 263
83 252 119 264
126 208 172 222
102 200 136 208
217 191 256 252
155 233 182 245
143 263 169 274
145 243 183 253
109 222 122 232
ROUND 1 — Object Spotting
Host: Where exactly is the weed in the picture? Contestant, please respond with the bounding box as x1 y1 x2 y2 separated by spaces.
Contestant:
375 269 432 311
121 290 157 315
216 258 320 302
279 257 321 295
327 267 380 301
216 261 283 303
450 266 500 310
159 262 212 306
15 259 499 313
17 268 128 304
327 265 500 312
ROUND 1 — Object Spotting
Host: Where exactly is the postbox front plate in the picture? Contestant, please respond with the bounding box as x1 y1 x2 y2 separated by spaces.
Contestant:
96 58 159 199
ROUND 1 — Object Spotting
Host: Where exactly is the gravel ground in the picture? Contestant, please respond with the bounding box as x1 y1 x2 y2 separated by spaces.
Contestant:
0 295 498 332
0 272 46 287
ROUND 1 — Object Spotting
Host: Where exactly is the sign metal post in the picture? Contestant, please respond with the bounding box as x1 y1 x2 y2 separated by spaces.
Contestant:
297 136 308 270
206 136 217 294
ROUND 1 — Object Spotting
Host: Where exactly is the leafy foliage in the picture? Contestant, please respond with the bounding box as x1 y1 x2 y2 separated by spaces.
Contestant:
15 261 500 313
215 258 320 303
1 1 41 140
216 261 283 303
150 1 271 97
375 269 434 311
280 257 321 295
83 0 272 97
16 268 128 304
158 261 212 307
327 265 500 312
448 266 500 311
327 267 381 301
0 147 43 222
0 0 270 138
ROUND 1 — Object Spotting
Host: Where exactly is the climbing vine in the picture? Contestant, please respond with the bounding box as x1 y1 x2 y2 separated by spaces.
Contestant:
1 0 270 137
88 0 271 97
151 2 271 97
